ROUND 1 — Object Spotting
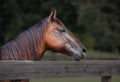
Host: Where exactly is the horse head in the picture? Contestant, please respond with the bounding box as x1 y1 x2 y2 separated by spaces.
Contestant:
45 9 86 61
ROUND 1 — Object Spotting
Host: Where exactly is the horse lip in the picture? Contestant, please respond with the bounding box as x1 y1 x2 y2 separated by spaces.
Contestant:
73 55 80 61
73 50 87 60
74 58 80 61
81 52 86 58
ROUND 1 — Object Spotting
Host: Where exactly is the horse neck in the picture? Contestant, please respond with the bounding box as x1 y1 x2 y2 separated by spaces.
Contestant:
1 23 47 60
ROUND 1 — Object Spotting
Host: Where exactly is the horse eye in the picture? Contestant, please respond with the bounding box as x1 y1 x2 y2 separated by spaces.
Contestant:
58 28 65 33
61 29 65 32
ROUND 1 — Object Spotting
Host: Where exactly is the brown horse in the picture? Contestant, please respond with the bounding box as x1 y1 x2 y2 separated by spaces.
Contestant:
0 9 86 82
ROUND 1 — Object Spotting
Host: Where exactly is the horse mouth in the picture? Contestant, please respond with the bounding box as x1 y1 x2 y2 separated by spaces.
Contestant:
62 48 86 61
74 58 81 61
72 52 86 61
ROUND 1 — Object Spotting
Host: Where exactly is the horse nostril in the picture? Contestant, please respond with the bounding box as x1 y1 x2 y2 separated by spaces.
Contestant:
82 48 86 53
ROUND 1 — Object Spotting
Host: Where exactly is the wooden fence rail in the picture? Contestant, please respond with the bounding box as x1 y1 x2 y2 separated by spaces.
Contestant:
0 60 120 82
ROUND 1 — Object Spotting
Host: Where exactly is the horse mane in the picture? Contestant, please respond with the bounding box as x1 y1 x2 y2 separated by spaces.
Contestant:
0 17 49 60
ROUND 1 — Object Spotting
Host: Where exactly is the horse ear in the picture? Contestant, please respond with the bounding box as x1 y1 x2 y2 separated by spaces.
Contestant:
48 9 56 22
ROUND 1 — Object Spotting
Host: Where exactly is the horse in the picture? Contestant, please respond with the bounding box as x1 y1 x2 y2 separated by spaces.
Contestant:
0 9 86 82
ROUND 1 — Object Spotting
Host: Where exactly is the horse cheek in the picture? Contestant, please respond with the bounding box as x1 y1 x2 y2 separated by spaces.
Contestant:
46 33 65 51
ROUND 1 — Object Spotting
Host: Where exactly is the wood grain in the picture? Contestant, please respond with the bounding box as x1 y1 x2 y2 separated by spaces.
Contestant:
0 60 119 80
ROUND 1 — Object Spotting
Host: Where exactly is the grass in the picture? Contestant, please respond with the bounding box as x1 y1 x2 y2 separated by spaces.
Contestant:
85 50 120 60
30 76 120 82
41 50 120 60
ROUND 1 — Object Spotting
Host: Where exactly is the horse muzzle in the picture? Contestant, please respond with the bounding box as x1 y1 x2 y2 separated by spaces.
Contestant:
73 48 86 61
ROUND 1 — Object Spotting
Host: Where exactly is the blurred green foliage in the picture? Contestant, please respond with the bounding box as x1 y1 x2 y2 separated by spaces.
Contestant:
0 0 120 52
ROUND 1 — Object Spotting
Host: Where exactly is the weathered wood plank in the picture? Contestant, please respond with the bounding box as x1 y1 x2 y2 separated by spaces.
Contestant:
101 76 111 82
0 60 119 80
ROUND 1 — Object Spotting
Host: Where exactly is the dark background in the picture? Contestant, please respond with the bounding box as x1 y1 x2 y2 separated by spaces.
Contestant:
0 0 120 53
